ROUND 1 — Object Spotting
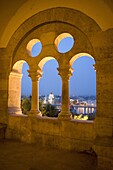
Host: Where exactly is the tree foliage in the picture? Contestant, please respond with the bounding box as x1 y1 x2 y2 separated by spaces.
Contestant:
21 97 58 117
21 96 31 114
42 103 58 117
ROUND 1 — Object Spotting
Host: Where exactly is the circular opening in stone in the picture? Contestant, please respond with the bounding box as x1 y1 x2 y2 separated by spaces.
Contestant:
26 39 42 57
55 33 74 53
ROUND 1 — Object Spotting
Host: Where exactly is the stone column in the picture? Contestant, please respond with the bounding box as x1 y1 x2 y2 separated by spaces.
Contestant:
28 70 42 116
58 67 73 120
8 71 23 114
93 61 113 170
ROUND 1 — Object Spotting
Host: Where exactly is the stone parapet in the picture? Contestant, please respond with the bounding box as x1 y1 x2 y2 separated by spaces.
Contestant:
6 115 94 151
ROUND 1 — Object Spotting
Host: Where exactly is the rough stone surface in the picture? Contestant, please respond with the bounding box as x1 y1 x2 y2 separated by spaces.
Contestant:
0 2 113 170
6 115 94 152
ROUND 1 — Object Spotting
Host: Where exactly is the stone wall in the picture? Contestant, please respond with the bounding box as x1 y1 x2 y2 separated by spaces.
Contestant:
6 115 95 151
0 6 113 170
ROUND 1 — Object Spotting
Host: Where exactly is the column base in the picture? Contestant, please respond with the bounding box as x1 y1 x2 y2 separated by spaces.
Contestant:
58 111 72 120
8 107 22 115
29 110 42 117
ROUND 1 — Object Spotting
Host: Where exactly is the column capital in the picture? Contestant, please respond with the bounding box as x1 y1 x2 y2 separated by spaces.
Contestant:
57 67 73 80
10 70 23 78
28 69 43 81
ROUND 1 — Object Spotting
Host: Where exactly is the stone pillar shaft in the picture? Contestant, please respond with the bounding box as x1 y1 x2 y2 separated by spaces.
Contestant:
28 70 42 116
58 67 73 120
8 71 22 114
61 77 70 113
31 80 38 111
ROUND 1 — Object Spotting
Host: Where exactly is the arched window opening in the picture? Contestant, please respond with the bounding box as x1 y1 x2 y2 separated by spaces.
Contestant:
21 62 32 115
8 60 31 115
55 33 74 53
70 55 96 121
39 58 62 118
26 39 42 57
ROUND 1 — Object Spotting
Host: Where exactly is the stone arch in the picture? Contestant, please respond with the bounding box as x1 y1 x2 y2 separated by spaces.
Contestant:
1 0 113 47
69 53 96 118
6 7 101 61
8 60 29 115
5 5 100 119
38 56 61 97
38 56 59 70
69 52 95 67
0 3 113 169
7 12 97 118
10 21 94 73
11 60 26 73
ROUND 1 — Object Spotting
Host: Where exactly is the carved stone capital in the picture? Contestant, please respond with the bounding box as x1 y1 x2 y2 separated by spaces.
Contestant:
57 67 73 80
28 69 42 81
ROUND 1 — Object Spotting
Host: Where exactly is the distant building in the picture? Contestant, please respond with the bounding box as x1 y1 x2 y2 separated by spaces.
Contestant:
43 96 47 104
48 92 54 104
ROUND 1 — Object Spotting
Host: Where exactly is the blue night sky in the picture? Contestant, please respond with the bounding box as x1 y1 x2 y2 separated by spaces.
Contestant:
21 56 96 97
21 37 96 97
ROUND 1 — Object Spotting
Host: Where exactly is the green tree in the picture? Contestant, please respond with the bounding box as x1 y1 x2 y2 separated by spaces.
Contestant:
45 104 57 117
21 97 58 117
21 96 31 114
40 102 58 117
